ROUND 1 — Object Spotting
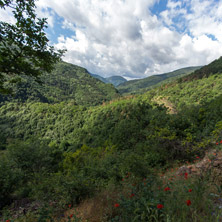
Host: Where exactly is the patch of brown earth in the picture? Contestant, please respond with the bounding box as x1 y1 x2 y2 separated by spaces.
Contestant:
176 149 222 184
64 189 122 222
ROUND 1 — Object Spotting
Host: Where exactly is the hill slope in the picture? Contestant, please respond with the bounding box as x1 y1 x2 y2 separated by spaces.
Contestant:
0 62 119 106
2 57 222 221
183 56 222 81
145 56 222 111
91 74 127 86
117 66 201 94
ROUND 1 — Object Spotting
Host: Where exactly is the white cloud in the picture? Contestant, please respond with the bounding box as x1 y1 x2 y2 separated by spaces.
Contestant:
0 7 15 24
2 0 222 78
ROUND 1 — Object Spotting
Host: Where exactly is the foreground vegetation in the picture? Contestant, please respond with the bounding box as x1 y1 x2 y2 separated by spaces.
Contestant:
1 58 222 221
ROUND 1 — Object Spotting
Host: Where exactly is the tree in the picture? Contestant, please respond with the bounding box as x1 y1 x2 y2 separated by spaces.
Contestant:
0 0 65 93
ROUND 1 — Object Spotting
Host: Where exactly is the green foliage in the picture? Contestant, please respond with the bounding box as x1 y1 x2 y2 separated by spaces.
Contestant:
0 139 62 209
0 62 120 105
183 56 222 81
150 71 222 111
2 57 222 220
0 0 65 93
117 66 200 95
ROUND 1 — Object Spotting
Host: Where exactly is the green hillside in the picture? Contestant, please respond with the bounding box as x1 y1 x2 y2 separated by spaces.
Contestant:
183 56 222 81
0 62 119 106
117 66 201 94
148 57 222 111
1 57 222 221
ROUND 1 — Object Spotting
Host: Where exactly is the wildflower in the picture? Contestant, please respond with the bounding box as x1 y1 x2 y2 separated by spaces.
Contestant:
188 189 192 192
186 200 191 206
184 172 188 179
68 204 71 208
220 140 222 144
70 214 73 218
157 204 164 209
196 156 200 159
130 193 135 198
122 178 124 181
216 142 219 145
114 203 120 208
6 220 10 222
164 187 170 191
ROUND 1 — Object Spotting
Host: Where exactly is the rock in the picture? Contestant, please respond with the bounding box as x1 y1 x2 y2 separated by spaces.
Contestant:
176 149 222 184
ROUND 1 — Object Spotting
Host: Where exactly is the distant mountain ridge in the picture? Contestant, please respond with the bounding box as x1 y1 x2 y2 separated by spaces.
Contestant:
117 66 202 95
90 73 127 86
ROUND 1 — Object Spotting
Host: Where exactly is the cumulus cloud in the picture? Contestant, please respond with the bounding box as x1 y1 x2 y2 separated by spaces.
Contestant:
2 0 222 78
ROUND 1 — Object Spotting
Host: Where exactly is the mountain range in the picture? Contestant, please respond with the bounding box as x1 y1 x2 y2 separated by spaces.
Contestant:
90 73 127 86
1 56 222 221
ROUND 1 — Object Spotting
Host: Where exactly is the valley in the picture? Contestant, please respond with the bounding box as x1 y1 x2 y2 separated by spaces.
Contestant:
1 57 222 221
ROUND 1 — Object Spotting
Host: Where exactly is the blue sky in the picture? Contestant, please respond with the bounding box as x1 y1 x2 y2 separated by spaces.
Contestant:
1 0 222 79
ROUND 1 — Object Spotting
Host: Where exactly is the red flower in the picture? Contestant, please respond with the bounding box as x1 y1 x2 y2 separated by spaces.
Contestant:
68 204 71 208
164 187 170 191
122 178 124 181
184 172 188 179
130 193 135 198
6 220 10 222
186 200 191 206
114 203 120 208
188 189 192 192
157 204 164 209
216 142 219 145
220 140 222 144
196 156 199 159
70 214 73 218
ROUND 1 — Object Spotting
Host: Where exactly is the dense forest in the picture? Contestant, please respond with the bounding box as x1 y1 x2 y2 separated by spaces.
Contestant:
1 56 222 221
0 62 119 106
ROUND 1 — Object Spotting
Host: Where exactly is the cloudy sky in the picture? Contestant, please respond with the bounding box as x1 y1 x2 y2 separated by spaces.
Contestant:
2 0 222 79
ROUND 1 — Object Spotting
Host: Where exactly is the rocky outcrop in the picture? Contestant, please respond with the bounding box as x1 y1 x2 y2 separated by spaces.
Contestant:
176 149 222 184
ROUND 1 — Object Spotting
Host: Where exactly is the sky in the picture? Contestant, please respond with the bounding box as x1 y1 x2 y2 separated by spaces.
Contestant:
1 0 222 80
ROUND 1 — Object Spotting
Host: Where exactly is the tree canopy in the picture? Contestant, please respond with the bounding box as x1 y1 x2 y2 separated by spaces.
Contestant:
0 0 65 93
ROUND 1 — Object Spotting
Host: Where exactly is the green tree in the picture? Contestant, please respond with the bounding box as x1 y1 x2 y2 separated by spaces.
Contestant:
0 0 65 93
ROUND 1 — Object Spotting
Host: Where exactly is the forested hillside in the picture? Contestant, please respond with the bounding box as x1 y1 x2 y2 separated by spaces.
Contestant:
0 62 119 106
117 66 201 95
1 57 222 221
148 57 222 111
